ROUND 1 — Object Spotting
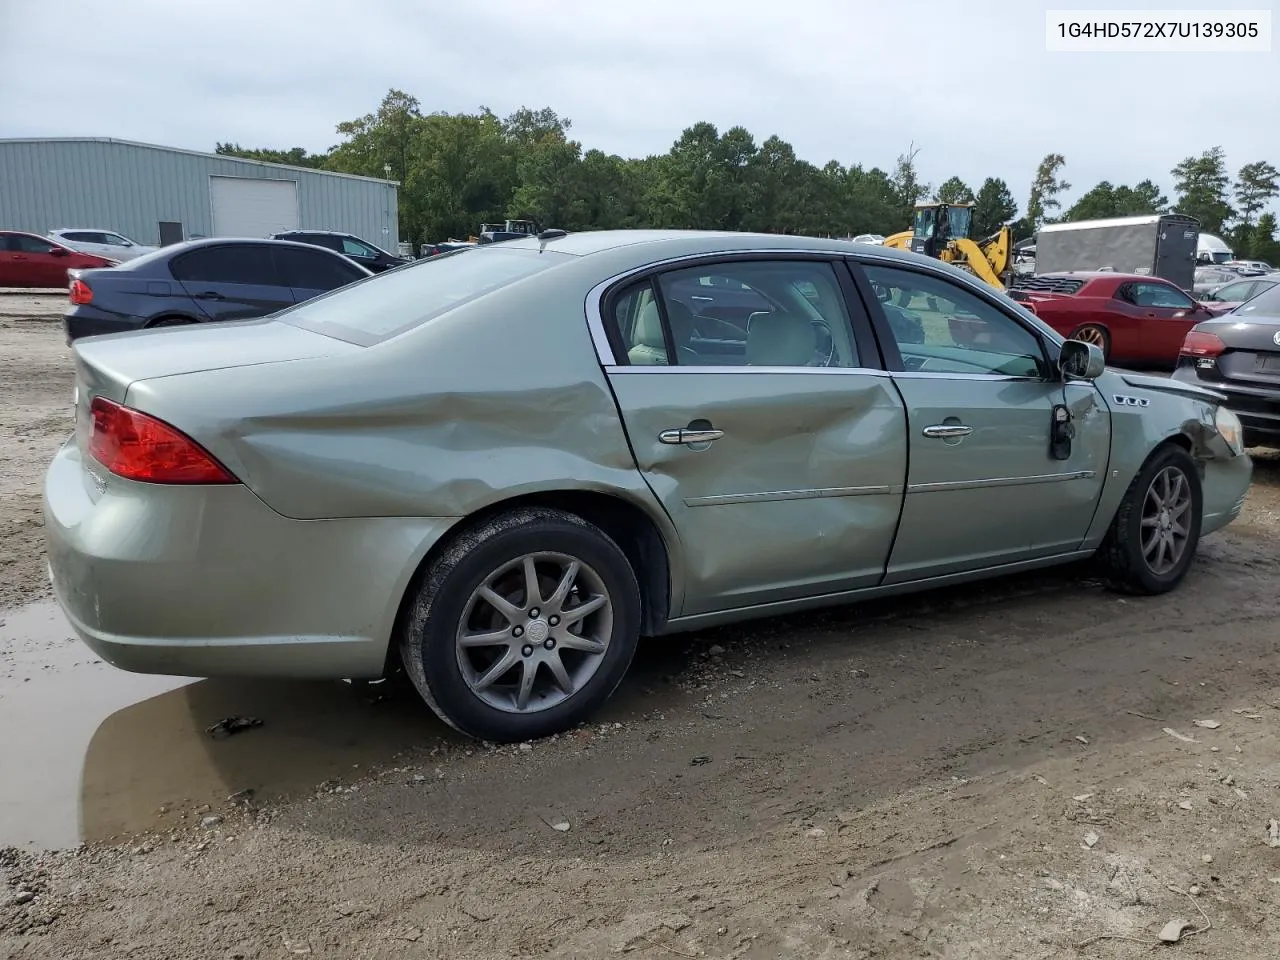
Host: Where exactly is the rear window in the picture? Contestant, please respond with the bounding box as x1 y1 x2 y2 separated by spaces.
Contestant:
276 245 571 345
1235 283 1280 317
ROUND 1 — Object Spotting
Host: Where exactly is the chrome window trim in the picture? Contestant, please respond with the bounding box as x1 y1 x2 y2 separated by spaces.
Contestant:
583 244 1066 371
601 364 893 377
601 364 1045 384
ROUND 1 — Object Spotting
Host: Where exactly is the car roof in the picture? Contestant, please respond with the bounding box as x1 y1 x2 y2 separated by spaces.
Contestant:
486 228 919 262
1031 270 1188 284
100 235 376 271
50 227 128 233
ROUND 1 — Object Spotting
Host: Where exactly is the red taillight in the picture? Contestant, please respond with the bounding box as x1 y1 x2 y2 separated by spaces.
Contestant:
1180 331 1226 358
69 279 93 305
88 397 239 484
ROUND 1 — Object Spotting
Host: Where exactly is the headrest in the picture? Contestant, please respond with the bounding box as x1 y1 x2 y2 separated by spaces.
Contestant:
632 300 666 349
746 313 816 366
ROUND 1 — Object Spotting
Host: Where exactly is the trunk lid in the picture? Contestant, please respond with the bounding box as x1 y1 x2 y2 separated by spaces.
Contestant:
1195 314 1280 386
1117 371 1226 404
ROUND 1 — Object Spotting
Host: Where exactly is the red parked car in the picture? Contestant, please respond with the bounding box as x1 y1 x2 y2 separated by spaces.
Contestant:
1009 272 1218 369
0 230 117 288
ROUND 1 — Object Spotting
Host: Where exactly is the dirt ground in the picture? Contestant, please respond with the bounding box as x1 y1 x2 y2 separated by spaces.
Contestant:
3 311 1280 959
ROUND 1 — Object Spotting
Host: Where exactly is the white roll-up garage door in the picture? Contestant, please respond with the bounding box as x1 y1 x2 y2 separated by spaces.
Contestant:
209 176 301 238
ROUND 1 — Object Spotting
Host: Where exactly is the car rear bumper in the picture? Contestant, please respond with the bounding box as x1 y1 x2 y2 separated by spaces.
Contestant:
1171 368 1280 443
42 438 458 680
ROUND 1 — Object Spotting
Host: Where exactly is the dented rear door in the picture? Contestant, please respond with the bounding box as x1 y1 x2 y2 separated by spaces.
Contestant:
606 367 906 616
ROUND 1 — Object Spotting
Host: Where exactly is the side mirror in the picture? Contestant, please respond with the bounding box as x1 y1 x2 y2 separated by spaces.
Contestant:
49 246 69 257
1059 339 1105 381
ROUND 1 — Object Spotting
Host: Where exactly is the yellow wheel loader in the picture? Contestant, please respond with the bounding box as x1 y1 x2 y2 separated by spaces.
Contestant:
882 202 1012 291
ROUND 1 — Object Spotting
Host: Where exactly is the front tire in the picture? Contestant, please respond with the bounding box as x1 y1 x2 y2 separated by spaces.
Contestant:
1095 443 1203 595
399 507 642 742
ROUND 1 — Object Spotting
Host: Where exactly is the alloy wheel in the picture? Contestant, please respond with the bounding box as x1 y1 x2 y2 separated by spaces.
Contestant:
1074 325 1107 350
455 552 613 714
1141 465 1193 575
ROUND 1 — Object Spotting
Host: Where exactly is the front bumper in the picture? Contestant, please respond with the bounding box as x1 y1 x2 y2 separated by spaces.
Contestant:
42 438 458 680
1199 449 1252 538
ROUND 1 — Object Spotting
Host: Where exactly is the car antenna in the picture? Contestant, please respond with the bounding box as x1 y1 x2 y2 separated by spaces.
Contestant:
537 228 567 251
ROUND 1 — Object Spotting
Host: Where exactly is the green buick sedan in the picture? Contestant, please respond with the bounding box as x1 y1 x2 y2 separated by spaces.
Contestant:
43 230 1252 742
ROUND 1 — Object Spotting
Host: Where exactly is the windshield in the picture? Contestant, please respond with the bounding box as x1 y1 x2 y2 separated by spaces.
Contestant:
946 205 972 239
277 246 572 345
1234 282 1280 317
1210 251 1232 264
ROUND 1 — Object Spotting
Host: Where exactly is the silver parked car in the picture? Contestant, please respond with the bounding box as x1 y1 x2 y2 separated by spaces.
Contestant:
48 228 157 262
43 230 1252 742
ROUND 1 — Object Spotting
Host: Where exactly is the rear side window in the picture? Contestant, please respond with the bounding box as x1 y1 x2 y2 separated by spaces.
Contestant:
274 247 366 289
170 245 280 286
277 246 570 345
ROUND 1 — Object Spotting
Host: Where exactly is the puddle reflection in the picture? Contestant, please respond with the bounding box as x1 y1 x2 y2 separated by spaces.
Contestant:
0 601 453 849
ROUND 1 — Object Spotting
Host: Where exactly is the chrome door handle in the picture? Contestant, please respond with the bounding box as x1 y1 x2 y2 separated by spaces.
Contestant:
659 428 724 445
922 424 973 439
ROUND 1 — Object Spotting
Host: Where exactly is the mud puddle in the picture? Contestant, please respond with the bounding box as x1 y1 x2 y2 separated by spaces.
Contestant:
0 601 459 850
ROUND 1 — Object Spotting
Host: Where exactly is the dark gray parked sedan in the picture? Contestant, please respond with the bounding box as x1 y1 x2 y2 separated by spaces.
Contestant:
63 237 373 342
1174 281 1280 448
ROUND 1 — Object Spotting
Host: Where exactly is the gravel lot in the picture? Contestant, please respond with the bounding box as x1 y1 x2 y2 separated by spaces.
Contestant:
2 308 1280 959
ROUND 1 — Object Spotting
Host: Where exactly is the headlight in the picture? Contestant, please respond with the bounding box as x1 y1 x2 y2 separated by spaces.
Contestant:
1215 405 1244 455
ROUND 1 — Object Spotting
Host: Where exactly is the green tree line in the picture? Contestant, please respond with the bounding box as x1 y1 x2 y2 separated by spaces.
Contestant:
216 89 1280 264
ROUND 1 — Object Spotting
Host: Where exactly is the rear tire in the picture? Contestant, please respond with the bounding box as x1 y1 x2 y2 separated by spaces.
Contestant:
1094 443 1202 595
398 507 642 742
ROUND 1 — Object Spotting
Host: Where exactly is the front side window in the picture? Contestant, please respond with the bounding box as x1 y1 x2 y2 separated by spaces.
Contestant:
273 247 366 289
15 235 57 254
863 264 1047 378
341 237 377 258
1212 280 1256 302
1128 282 1194 309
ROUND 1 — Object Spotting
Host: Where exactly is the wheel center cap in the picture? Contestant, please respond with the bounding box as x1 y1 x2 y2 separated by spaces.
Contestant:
526 619 550 644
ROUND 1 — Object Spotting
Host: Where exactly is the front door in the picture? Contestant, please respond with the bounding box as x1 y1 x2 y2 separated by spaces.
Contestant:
10 234 68 287
1113 280 1201 364
599 258 907 617
854 261 1111 583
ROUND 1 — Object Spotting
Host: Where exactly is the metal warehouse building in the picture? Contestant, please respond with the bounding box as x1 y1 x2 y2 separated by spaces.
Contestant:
0 137 399 249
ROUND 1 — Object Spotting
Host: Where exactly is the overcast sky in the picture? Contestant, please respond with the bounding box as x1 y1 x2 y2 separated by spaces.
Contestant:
2 0 1276 214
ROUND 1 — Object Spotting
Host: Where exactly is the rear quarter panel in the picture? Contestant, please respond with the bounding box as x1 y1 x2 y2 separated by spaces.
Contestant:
122 257 678 543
